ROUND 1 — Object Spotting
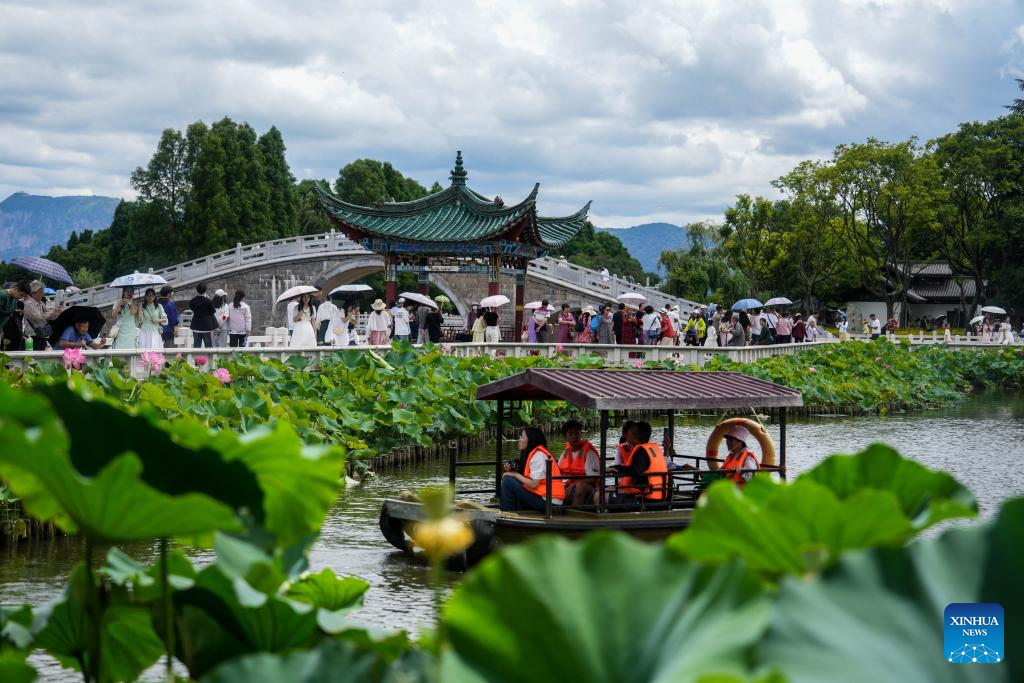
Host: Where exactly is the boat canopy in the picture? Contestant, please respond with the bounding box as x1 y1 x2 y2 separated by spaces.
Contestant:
475 368 803 410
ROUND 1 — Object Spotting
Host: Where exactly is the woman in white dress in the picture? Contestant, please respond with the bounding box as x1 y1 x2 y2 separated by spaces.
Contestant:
137 288 168 349
111 287 141 349
288 294 318 347
326 300 349 346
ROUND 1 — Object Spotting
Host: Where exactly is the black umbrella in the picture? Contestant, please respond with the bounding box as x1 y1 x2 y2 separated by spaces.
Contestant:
49 306 106 347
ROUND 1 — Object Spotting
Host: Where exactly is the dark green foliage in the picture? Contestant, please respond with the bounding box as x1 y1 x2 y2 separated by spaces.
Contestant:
334 159 432 205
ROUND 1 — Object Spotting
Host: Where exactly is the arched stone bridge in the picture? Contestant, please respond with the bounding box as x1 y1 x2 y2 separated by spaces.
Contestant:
67 231 699 330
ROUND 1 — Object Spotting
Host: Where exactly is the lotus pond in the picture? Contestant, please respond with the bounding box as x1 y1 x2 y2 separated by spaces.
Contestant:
1 344 1023 682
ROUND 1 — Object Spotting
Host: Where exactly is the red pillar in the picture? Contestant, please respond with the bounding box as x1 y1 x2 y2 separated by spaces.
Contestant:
417 258 430 295
514 263 526 336
488 253 500 296
384 252 397 304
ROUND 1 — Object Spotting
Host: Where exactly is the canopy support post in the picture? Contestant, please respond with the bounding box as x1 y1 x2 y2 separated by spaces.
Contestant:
666 409 676 460
779 407 787 481
487 252 500 296
514 265 525 338
384 252 397 304
598 409 608 513
495 400 504 497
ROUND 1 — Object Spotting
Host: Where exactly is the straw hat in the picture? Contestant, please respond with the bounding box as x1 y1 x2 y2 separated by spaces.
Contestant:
725 425 751 445
583 305 598 315
371 299 387 311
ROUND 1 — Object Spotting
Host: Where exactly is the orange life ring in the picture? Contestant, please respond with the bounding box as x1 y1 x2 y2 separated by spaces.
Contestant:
705 418 776 469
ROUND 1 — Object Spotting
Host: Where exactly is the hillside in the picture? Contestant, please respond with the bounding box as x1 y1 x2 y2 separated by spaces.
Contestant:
0 192 119 262
598 222 689 272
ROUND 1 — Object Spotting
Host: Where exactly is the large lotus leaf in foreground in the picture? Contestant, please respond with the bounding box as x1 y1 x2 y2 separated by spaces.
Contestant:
670 444 977 576
760 498 1023 683
200 638 403 683
0 385 240 542
441 532 770 683
38 381 265 520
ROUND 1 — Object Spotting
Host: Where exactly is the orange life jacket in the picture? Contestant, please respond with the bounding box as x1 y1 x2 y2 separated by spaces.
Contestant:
559 440 598 482
523 445 565 502
720 448 759 486
619 442 669 500
616 442 630 465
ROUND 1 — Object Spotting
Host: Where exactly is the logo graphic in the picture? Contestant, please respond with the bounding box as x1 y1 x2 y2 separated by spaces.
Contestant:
945 603 1003 664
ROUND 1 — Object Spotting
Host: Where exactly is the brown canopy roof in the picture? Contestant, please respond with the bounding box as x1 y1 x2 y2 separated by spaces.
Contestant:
475 368 803 410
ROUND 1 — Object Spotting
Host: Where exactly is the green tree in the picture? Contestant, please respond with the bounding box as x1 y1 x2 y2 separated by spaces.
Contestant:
296 179 336 235
658 222 748 305
824 138 941 320
720 194 780 299
211 118 273 245
772 162 856 310
930 116 1024 314
334 159 430 205
259 126 299 237
129 128 192 240
185 131 234 257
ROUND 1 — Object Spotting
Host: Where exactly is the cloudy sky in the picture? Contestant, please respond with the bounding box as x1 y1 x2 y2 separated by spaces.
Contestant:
2 0 1022 227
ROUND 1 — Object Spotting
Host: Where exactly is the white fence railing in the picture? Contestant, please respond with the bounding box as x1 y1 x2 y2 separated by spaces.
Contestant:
3 340 833 372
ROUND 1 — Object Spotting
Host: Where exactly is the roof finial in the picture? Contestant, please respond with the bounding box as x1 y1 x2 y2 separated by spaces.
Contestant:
450 150 468 186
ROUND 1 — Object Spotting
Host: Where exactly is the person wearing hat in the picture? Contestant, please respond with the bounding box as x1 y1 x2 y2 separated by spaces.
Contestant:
22 279 64 350
576 305 597 343
212 289 230 347
367 298 391 345
659 308 677 346
718 425 760 487
425 299 445 343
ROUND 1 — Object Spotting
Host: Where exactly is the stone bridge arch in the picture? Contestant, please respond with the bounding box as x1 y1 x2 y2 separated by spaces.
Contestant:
314 258 470 318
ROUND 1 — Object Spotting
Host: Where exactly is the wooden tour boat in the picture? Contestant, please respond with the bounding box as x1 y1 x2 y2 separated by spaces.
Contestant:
379 368 803 567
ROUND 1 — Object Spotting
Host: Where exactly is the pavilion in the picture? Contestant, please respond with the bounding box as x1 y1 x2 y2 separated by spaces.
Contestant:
315 152 591 332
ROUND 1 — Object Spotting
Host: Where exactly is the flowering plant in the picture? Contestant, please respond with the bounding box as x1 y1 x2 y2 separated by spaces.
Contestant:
212 367 232 384
138 351 167 374
62 347 85 370
194 355 208 367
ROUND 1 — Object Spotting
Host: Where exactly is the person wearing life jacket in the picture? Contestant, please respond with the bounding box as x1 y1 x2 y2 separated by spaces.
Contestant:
615 420 635 466
718 425 760 487
558 419 600 506
500 427 565 512
608 421 669 507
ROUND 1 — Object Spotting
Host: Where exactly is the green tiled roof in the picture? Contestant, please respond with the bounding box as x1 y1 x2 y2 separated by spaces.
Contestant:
315 152 590 249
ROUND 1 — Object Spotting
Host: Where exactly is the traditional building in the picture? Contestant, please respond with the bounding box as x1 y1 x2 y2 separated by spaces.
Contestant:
315 152 591 331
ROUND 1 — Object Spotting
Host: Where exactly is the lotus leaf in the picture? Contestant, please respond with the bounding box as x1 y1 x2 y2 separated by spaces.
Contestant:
759 498 1023 682
0 651 36 683
670 445 977 577
442 532 770 683
201 638 386 683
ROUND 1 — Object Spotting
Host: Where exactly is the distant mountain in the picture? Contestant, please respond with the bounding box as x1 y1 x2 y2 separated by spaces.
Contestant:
0 192 120 262
598 222 690 272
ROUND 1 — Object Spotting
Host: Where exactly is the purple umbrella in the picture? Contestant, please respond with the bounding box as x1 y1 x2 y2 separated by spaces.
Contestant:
8 256 74 285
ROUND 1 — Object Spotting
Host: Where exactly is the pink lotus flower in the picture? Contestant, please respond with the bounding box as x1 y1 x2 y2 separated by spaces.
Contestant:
555 344 564 354
632 360 643 368
62 347 85 370
808 367 817 374
496 352 506 359
441 343 453 354
194 355 208 366
138 351 166 373
212 367 232 383
175 353 183 362
874 356 881 362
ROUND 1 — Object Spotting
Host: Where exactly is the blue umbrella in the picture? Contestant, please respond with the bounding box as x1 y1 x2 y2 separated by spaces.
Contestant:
731 298 764 311
44 287 56 296
8 256 74 285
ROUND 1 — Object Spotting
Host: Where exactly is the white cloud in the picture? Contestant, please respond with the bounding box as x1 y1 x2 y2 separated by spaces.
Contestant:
0 0 1021 226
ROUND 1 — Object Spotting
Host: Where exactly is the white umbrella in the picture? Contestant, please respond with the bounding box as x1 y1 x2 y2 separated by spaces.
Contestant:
980 305 1006 315
480 294 511 308
108 272 167 288
524 301 544 309
276 285 318 304
330 283 374 297
764 296 793 306
617 292 646 303
969 316 984 325
399 291 437 308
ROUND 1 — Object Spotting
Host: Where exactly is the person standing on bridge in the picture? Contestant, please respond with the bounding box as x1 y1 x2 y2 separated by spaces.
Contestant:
189 283 218 348
157 285 179 348
315 289 337 345
226 290 252 347
289 293 318 347
367 299 391 345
